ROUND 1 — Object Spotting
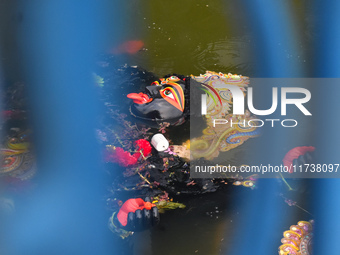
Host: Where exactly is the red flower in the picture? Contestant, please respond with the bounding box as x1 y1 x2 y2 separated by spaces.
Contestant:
134 139 152 157
104 139 152 167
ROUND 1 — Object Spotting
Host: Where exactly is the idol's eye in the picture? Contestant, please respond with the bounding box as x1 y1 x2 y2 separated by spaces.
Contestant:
164 89 172 96
162 89 175 100
170 76 179 80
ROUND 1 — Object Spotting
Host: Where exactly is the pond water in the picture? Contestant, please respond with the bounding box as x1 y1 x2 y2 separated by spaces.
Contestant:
106 0 254 77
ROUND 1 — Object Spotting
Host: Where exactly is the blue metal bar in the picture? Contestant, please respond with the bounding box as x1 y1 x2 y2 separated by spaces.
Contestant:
313 0 340 254
226 0 303 254
2 1 123 254
239 0 303 78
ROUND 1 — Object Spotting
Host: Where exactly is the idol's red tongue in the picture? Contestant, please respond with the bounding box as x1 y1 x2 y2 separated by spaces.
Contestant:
127 92 152 104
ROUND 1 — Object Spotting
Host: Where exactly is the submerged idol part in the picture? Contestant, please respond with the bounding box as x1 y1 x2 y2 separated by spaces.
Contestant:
127 76 187 126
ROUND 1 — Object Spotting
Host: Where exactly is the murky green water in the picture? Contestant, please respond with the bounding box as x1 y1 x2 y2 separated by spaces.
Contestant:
109 0 255 78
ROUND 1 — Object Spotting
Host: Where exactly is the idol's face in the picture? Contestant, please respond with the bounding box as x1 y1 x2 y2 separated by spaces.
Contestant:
127 76 186 124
